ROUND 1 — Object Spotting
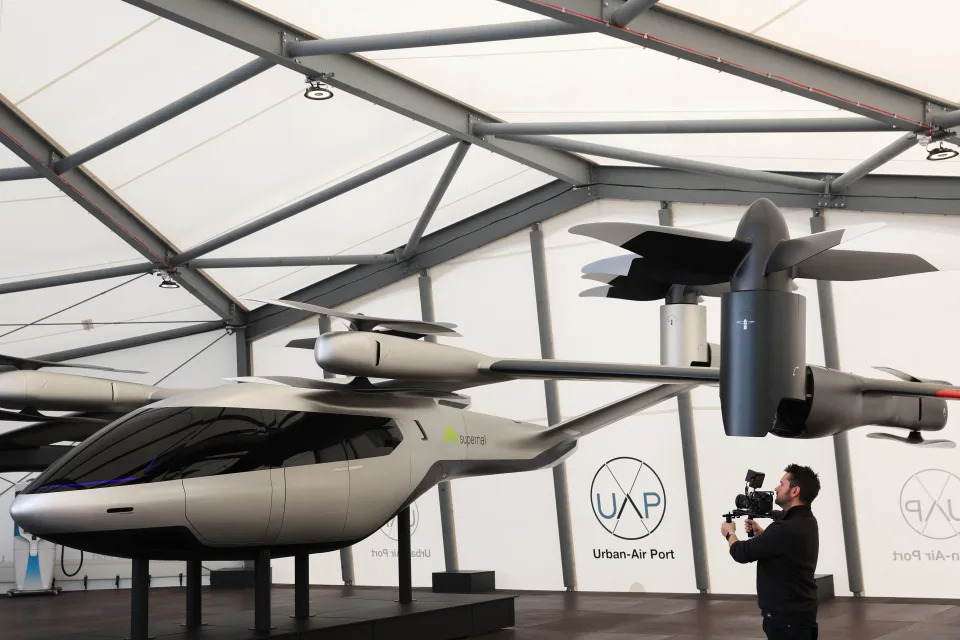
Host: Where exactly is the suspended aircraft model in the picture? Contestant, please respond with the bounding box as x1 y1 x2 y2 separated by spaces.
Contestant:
572 198 959 446
5 198 958 561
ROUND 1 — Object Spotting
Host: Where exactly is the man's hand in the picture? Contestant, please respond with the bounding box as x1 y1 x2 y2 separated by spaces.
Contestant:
745 519 765 536
721 521 736 538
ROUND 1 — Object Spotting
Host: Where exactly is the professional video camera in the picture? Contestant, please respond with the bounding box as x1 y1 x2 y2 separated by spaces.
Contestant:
722 470 777 537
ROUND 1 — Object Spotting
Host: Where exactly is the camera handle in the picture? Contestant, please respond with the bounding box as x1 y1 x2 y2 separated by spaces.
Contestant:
722 511 756 538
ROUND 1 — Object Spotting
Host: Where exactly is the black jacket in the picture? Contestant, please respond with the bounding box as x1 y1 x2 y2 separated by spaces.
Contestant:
729 504 819 622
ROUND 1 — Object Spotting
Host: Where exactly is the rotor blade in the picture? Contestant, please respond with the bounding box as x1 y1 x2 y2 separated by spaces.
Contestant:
0 354 146 374
285 338 316 350
487 359 719 384
583 255 731 285
873 366 951 385
0 420 108 448
572 223 750 278
865 432 956 448
244 297 460 336
581 282 670 302
796 250 939 281
765 223 884 274
0 409 109 424
0 445 73 472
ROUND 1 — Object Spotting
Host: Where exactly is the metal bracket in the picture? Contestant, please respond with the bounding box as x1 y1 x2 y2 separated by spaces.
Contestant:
399 257 421 276
817 193 846 209
600 0 617 24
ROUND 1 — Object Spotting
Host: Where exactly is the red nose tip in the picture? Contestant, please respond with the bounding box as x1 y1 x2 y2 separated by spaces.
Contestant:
935 389 960 399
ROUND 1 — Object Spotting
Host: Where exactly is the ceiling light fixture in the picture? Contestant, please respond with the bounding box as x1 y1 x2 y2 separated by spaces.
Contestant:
304 76 334 101
153 269 181 289
927 143 959 161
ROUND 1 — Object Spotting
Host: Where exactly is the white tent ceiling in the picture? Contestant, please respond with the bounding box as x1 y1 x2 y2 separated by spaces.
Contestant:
0 0 957 356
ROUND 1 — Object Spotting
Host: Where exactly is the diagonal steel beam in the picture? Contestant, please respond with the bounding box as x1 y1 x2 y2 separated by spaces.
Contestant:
36 321 227 362
498 133 825 191
121 0 594 185
932 109 960 130
495 0 960 132
611 0 661 26
0 166 39 181
245 180 594 339
0 263 156 295
186 255 396 269
286 20 584 57
401 141 471 260
0 95 242 322
829 133 918 192
55 58 274 173
474 117 893 136
172 135 458 264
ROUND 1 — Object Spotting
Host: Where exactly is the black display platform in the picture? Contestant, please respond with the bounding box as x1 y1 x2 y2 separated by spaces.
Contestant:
433 570 496 594
26 588 514 640
209 566 259 589
815 573 835 601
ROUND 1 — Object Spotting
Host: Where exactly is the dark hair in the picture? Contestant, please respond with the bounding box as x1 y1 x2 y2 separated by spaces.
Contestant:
784 464 820 504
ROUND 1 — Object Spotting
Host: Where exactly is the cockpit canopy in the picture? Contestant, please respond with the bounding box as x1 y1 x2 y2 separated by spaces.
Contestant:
24 406 403 494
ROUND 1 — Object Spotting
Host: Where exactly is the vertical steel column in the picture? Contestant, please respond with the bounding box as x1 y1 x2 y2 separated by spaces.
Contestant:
811 211 864 596
418 270 460 571
397 507 413 604
293 553 311 618
318 315 357 586
529 223 577 591
659 202 711 593
185 559 202 628
254 549 272 632
235 327 258 572
130 558 149 640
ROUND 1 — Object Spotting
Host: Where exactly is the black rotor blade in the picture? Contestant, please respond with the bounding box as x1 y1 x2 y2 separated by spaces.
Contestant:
796 250 938 281
572 223 750 280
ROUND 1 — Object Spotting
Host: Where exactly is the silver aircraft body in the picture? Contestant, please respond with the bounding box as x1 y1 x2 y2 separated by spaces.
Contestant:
10 372 664 560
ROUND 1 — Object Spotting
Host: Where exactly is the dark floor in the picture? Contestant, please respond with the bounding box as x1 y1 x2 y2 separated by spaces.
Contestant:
478 591 960 640
0 585 957 640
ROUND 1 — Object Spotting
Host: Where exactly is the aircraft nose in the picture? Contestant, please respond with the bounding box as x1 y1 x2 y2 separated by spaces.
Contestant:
10 494 38 532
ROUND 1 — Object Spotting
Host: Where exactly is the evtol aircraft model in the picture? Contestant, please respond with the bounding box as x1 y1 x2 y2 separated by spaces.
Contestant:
5 198 959 561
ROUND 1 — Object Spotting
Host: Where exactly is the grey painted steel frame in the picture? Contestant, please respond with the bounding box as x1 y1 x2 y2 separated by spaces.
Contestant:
530 223 577 591
810 212 864 596
245 167 960 339
35 322 226 363
658 203 709 593
418 270 460 572
121 0 594 185
0 97 242 323
245 181 594 339
495 0 960 133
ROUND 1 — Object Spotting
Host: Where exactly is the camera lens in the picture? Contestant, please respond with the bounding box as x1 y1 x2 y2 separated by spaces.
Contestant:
735 494 751 509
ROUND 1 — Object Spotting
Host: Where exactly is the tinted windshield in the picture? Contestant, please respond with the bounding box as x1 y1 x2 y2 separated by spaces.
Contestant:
23 406 403 493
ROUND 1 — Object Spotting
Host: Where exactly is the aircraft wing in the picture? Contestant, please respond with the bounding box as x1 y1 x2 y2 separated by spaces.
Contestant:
539 383 698 442
486 359 719 385
0 412 119 473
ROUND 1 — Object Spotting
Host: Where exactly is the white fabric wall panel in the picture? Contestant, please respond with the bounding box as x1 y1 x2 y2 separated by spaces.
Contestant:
0 329 239 590
542 199 698 592
825 211 960 598
431 233 564 591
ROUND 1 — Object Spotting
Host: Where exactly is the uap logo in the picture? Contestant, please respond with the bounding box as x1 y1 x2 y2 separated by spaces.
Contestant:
899 469 960 540
380 502 420 541
591 457 665 540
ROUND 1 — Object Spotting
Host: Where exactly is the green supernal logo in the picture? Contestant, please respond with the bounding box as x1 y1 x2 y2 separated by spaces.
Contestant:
443 426 486 446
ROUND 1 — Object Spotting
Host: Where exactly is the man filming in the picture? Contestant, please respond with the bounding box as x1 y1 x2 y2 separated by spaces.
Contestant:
720 464 821 640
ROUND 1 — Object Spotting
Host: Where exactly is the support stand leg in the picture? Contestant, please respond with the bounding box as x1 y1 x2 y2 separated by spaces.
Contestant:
292 552 312 619
130 558 149 640
185 559 203 628
397 507 413 604
252 549 273 632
